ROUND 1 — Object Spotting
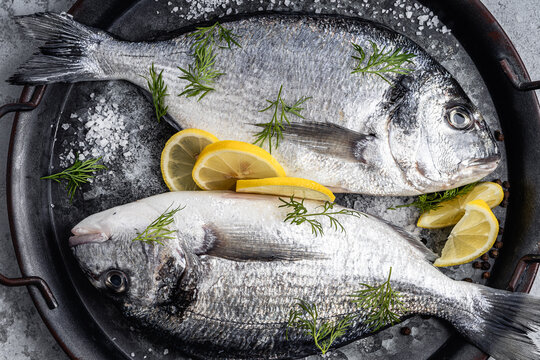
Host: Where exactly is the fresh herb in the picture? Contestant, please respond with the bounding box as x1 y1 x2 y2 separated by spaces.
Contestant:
178 22 241 101
254 85 311 152
132 205 184 246
178 45 224 100
189 21 241 53
349 267 406 331
40 155 106 202
143 63 169 122
389 182 477 214
286 299 354 355
351 41 416 84
279 195 363 237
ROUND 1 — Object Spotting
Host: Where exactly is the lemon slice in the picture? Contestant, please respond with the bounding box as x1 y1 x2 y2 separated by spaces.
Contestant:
434 199 499 267
192 140 286 190
161 129 219 191
417 182 504 229
236 177 336 202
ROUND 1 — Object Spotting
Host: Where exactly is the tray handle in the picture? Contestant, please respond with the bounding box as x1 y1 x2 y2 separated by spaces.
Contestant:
1 83 56 310
0 85 46 119
500 59 540 91
506 254 540 293
0 272 58 309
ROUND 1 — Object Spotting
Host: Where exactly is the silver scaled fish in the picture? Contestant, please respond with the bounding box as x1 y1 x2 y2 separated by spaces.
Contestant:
70 191 540 360
11 13 500 195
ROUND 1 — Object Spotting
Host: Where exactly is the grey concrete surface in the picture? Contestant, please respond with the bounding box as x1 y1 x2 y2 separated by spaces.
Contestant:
0 0 538 359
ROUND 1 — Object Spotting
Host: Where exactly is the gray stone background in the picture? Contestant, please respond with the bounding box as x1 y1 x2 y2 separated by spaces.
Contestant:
0 0 538 359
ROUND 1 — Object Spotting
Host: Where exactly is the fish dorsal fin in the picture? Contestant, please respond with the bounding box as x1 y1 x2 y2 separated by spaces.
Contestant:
370 215 437 262
199 225 324 262
390 224 437 262
282 122 376 163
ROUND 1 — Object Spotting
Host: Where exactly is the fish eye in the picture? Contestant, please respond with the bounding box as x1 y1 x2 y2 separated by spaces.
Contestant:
446 106 474 130
104 270 128 293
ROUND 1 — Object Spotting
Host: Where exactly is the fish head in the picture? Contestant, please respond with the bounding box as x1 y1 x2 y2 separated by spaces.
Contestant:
387 73 500 193
69 204 188 311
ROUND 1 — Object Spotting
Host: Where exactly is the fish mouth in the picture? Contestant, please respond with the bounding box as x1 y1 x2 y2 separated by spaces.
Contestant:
463 154 501 171
69 232 109 247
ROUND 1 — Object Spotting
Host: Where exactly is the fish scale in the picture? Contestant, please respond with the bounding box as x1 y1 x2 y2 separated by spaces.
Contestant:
12 12 500 195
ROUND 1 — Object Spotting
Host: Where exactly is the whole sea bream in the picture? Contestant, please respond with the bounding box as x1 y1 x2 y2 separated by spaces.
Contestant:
11 13 500 195
70 191 540 360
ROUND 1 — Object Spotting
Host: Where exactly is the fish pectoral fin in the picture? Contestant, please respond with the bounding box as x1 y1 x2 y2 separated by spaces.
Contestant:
281 122 376 163
200 226 324 262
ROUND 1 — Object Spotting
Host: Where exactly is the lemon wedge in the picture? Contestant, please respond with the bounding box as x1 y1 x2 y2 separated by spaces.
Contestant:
417 182 504 229
161 129 219 191
434 199 499 267
236 177 336 202
192 140 286 190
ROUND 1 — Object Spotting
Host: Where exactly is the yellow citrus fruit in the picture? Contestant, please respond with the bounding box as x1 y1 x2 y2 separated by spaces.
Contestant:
236 177 335 202
192 140 286 190
434 199 499 267
417 182 504 229
161 129 219 191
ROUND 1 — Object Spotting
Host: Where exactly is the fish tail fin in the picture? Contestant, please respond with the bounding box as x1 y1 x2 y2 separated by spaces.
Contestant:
457 287 540 360
9 12 114 85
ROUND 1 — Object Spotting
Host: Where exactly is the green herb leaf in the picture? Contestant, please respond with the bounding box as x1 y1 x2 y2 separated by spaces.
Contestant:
142 63 169 122
132 205 185 246
389 182 477 214
189 22 241 53
40 155 107 202
278 195 363 237
178 22 241 101
351 41 416 84
254 85 311 152
286 299 354 355
349 267 406 331
178 45 225 100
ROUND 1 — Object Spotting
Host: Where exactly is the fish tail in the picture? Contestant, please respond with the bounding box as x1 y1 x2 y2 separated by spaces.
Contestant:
458 287 540 360
8 13 113 84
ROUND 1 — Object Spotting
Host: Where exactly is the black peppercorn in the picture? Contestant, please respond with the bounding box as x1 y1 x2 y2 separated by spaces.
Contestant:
473 261 482 269
481 253 489 261
494 241 503 249
481 261 491 270
490 249 499 258
494 130 504 141
482 272 491 279
400 327 411 335
502 180 510 189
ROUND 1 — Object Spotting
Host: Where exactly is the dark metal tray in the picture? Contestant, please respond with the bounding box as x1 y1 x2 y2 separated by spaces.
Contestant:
1 0 540 359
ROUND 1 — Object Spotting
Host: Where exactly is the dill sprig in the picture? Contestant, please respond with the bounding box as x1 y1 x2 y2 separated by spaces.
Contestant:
143 63 169 122
349 267 406 331
254 85 311 152
286 299 354 355
189 21 241 53
279 196 363 237
351 41 416 84
178 22 241 101
390 182 477 214
178 45 225 100
40 155 106 202
132 205 184 246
